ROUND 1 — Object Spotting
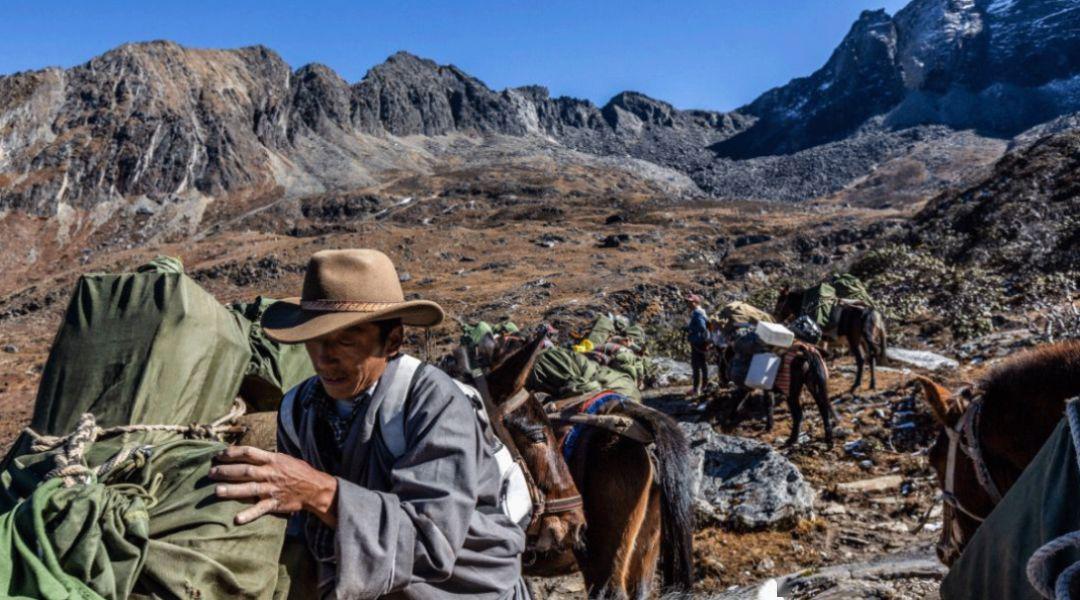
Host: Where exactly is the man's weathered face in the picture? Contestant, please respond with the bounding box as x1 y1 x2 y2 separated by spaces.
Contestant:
304 322 402 400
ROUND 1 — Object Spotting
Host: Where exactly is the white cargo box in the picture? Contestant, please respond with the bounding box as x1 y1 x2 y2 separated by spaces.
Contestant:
755 321 795 348
745 353 782 390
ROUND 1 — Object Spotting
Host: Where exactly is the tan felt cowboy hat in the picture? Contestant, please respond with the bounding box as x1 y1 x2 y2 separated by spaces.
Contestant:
262 249 444 343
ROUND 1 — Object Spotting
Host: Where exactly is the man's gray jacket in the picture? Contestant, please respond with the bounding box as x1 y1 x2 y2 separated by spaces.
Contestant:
277 354 528 599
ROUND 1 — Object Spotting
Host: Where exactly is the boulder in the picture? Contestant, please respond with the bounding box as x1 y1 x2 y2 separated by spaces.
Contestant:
682 422 814 530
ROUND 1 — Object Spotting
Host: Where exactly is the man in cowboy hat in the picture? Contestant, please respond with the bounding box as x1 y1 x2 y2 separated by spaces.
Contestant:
209 249 529 599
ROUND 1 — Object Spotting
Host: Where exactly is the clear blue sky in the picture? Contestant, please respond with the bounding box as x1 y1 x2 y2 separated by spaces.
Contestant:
2 0 910 111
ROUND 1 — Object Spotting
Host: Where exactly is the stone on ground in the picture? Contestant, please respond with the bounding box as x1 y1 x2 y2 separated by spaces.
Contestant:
682 422 815 530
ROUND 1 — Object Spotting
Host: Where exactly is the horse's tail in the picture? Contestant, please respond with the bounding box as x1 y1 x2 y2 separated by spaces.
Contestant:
864 308 887 361
619 402 695 591
804 344 830 398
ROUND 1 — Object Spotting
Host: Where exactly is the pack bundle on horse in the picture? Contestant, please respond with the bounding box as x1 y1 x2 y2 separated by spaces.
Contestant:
774 285 887 391
462 330 695 598
916 341 1080 598
711 340 834 447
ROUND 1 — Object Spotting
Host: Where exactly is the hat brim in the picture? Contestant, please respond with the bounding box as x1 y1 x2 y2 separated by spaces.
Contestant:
261 297 445 344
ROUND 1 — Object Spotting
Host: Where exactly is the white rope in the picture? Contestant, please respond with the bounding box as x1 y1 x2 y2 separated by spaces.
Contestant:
23 399 247 488
1026 397 1080 599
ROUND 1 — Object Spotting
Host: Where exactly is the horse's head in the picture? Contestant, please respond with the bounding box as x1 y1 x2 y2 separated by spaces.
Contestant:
773 285 800 322
486 331 586 554
916 376 998 566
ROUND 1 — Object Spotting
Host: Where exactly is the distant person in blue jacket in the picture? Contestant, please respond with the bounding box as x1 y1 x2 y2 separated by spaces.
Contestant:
685 293 710 397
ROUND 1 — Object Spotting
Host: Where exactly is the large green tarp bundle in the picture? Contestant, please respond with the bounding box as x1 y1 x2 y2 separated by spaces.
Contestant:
581 315 653 387
21 261 252 443
940 419 1080 600
0 258 307 599
829 273 873 306
716 302 774 335
800 283 838 329
0 435 287 600
527 346 641 401
800 274 875 329
623 324 646 349
585 315 617 347
230 297 315 412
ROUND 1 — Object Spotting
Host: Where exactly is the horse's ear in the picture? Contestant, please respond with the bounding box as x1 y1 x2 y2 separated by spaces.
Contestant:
914 376 960 427
485 331 546 403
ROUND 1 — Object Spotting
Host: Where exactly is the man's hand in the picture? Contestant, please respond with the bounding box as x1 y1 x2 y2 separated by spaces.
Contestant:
210 446 338 526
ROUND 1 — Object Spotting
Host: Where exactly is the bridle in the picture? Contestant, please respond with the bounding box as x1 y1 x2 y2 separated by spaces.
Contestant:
455 346 584 541
939 389 1004 559
488 386 585 537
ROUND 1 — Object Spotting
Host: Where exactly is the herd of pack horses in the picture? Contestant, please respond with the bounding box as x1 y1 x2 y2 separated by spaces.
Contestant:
413 281 1080 597
262 282 1075 597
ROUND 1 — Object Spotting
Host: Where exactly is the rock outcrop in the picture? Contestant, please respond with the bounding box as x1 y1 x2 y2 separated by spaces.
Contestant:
682 422 815 530
2 0 1079 223
716 0 1080 159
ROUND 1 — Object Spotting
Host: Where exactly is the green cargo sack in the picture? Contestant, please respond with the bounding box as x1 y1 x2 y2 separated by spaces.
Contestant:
585 315 617 348
717 302 774 335
23 262 251 439
493 321 520 336
230 297 315 412
940 417 1080 600
607 347 648 387
0 430 286 600
623 324 646 348
801 283 837 329
528 347 641 401
829 273 874 306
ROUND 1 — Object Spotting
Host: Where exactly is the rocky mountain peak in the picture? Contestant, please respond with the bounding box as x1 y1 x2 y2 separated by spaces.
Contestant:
714 0 1080 158
603 92 677 128
712 7 903 158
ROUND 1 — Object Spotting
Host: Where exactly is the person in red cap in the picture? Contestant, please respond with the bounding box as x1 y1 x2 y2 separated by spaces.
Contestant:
685 293 710 397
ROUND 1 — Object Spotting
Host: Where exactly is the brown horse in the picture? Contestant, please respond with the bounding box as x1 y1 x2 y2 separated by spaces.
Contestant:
475 331 695 598
711 342 834 447
774 286 887 392
456 334 588 563
916 340 1080 565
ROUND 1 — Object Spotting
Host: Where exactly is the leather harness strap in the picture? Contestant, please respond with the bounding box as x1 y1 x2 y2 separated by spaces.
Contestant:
491 388 532 422
460 361 583 537
549 413 654 445
940 390 1004 555
543 392 596 414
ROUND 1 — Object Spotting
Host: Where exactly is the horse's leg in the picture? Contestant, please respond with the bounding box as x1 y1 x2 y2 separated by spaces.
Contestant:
577 434 653 598
722 387 752 431
867 336 878 390
848 330 865 392
624 485 662 600
784 379 804 448
765 391 775 432
806 366 833 448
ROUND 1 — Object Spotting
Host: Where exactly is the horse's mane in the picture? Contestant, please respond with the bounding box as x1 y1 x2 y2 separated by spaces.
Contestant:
980 340 1080 411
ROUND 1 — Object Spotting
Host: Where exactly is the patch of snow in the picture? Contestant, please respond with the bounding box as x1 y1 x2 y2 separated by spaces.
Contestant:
886 347 959 371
